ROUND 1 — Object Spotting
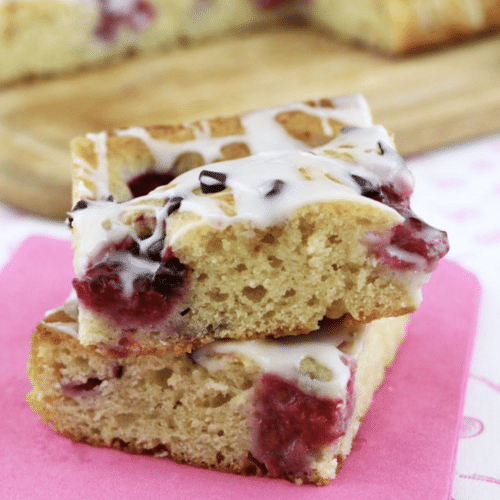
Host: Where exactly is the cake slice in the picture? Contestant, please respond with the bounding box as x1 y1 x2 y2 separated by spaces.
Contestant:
0 0 185 85
68 97 448 355
28 298 408 485
308 0 500 54
2 0 500 86
0 0 299 86
70 95 373 204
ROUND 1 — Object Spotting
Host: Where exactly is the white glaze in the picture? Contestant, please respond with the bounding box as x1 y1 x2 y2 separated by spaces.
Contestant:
74 95 373 202
113 252 161 296
71 200 130 275
70 145 403 277
43 296 79 339
317 124 414 194
193 320 364 399
69 95 445 306
45 298 361 401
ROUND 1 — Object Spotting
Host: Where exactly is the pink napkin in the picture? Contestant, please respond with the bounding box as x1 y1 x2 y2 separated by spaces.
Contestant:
0 236 480 500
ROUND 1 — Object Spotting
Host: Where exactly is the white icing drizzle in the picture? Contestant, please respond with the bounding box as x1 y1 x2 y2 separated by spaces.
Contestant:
43 296 79 339
193 320 364 400
75 95 373 202
106 0 137 14
72 200 130 275
90 131 110 198
70 141 404 277
164 149 401 246
72 131 110 201
114 99 367 166
69 96 445 305
46 320 79 339
114 252 161 296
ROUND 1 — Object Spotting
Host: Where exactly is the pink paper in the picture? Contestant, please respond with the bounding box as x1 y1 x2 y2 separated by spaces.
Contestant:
0 236 481 500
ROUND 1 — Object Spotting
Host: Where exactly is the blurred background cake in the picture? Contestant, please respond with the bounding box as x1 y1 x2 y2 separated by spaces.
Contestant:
2 0 500 85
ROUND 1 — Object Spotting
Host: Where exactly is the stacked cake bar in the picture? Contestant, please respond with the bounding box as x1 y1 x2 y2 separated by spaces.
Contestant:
28 95 449 484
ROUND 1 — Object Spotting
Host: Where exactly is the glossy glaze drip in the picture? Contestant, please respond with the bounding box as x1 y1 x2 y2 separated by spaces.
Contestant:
73 95 372 202
69 97 448 321
193 319 362 399
69 138 403 277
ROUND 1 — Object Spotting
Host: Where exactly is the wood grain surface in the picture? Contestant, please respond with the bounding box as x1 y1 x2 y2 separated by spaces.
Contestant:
1 25 499 219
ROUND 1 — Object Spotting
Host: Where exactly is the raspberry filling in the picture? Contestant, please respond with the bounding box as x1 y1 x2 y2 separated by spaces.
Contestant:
367 210 450 272
127 171 176 199
95 0 155 43
252 373 353 478
73 238 188 328
64 377 102 394
352 174 449 272
61 363 123 398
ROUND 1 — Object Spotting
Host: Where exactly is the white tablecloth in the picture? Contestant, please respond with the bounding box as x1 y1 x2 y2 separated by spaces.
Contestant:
408 135 500 500
1 134 499 499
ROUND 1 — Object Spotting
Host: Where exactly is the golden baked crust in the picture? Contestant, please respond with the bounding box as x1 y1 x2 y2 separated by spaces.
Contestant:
310 0 500 54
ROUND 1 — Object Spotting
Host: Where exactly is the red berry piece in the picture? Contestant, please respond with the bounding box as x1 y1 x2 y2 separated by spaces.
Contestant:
64 377 102 393
127 171 176 198
351 172 449 272
94 0 156 43
73 240 189 328
73 261 123 312
252 374 350 478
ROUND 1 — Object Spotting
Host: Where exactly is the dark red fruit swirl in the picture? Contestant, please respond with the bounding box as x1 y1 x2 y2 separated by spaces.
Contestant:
381 210 449 271
64 377 102 393
94 0 155 43
127 171 176 199
61 362 123 397
252 374 350 478
73 239 188 328
351 173 449 272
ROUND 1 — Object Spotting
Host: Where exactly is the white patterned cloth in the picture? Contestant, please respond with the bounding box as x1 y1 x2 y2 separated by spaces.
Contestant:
408 135 500 500
1 133 499 499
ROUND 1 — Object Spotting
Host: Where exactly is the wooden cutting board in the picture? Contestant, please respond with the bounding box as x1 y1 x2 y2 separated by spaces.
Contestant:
1 25 500 220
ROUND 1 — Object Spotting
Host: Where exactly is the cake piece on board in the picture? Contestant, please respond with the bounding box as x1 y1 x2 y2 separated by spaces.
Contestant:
2 0 500 85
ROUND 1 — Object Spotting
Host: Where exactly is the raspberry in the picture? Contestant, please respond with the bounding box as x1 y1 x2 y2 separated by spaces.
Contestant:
73 240 188 327
351 175 449 272
252 374 349 477
94 0 156 43
127 171 176 198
